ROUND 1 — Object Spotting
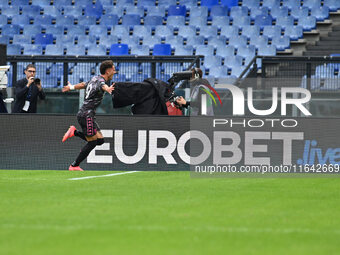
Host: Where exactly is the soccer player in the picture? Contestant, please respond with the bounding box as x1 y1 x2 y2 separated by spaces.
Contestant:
61 60 116 171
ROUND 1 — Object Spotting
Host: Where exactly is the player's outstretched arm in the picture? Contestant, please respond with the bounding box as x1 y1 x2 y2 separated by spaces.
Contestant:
62 81 86 92
102 83 115 94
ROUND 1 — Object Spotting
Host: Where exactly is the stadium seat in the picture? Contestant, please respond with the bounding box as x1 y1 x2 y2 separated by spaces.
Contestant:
200 0 219 8
84 4 103 19
153 44 171 56
76 35 96 47
55 15 75 26
63 5 83 16
220 26 239 38
56 35 76 45
132 25 152 38
120 35 140 47
199 26 218 38
99 35 119 47
174 45 194 55
216 45 235 57
241 25 260 39
144 15 163 26
1 24 21 35
324 0 340 12
257 44 276 56
0 15 8 25
130 45 150 55
35 33 54 45
115 0 134 6
88 25 109 36
87 45 107 56
42 6 61 16
179 0 197 6
1 6 20 17
67 25 87 36
65 45 86 55
189 16 207 27
311 6 330 21
208 65 229 78
189 6 208 18
109 43 129 55
249 35 269 49
45 44 64 55
249 7 269 20
272 35 290 50
262 0 281 9
230 65 245 77
230 6 249 19
145 6 166 17
254 14 273 29
7 44 22 55
207 36 227 48
31 0 51 6
142 35 161 47
166 16 186 27
228 35 248 49
21 5 41 16
77 15 97 26
155 25 174 38
124 5 145 16
284 25 303 40
111 26 130 39
44 25 65 35
74 0 94 7
220 0 239 9
302 0 321 9
168 5 186 16
224 55 243 68
241 0 260 8
282 0 301 10
262 25 282 39
210 5 229 16
166 35 184 47
232 16 251 27
270 6 289 20
275 16 295 30
137 0 156 6
104 6 124 16
237 45 256 58
100 14 119 26
122 14 141 27
290 6 309 19
211 16 230 28
177 26 197 39
53 0 72 7
23 44 42 55
203 55 222 70
158 0 177 6
0 35 10 44
195 45 215 56
33 15 53 25
13 34 32 45
10 0 30 6
10 14 31 26
186 35 205 46
298 16 316 31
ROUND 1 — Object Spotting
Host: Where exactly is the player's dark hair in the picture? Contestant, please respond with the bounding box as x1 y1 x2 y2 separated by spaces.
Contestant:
25 64 36 71
100 60 114 75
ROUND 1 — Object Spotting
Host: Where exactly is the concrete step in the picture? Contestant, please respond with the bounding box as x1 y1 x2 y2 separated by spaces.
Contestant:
316 40 340 46
303 51 336 56
306 45 340 50
320 36 340 41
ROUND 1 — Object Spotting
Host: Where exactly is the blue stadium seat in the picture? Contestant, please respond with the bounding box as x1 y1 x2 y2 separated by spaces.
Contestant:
284 25 303 40
249 35 269 49
13 34 32 44
104 6 124 16
56 35 76 45
298 16 316 31
99 0 114 5
31 0 51 6
145 6 165 17
174 45 194 55
302 0 321 9
282 0 301 10
257 44 276 56
216 45 235 57
84 4 103 19
1 6 20 17
42 6 61 16
200 0 219 8
262 25 282 39
189 16 207 27
168 5 186 16
53 0 72 7
44 25 65 35
34 15 53 25
155 25 174 38
158 0 177 6
271 35 290 50
324 0 340 12
153 43 171 56
189 6 208 18
21 5 41 16
122 14 141 27
228 35 248 49
7 44 22 55
230 65 245 77
142 35 161 47
208 66 229 78
115 0 134 6
249 7 269 20
99 35 119 47
120 35 140 47
242 0 261 8
55 15 75 26
66 25 87 37
23 44 42 55
210 5 229 16
270 6 289 20
237 45 256 59
63 5 83 16
241 25 260 39
132 25 152 38
275 16 295 30
144 15 163 26
35 33 54 45
203 55 222 70
254 14 273 29
290 6 309 19
10 0 30 5
262 0 281 9
230 6 249 19
186 35 205 46
109 43 129 55
0 35 10 44
220 25 239 38
10 14 31 25
1 24 21 35
232 16 251 26
111 26 130 39
100 14 119 26
224 55 243 68
311 6 330 21
177 26 197 39
220 0 239 9
166 16 185 27
208 36 227 48
124 5 145 16
45 44 64 55
65 45 86 55
166 35 184 47
130 45 150 55
195 45 214 56
211 16 230 28
77 15 97 26
76 35 96 47
74 0 94 7
87 45 107 55
137 0 156 6
179 0 197 6
88 25 109 36
199 26 218 38
0 15 8 25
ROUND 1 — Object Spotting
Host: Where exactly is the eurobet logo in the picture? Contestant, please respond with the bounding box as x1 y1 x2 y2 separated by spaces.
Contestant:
199 84 223 115
201 84 312 116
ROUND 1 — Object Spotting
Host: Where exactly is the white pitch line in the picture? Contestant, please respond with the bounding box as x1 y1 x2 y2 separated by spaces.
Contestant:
68 171 139 181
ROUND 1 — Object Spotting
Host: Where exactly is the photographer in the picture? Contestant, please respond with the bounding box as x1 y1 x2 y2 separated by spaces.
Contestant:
13 64 45 113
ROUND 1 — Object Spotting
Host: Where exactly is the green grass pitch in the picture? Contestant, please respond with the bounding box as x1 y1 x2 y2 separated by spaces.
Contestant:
1 170 340 255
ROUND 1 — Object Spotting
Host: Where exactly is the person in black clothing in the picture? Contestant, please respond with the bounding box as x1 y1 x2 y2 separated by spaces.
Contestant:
61 60 115 171
0 91 7 113
12 64 45 113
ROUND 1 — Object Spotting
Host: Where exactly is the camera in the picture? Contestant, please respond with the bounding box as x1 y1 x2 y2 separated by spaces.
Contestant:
34 78 40 84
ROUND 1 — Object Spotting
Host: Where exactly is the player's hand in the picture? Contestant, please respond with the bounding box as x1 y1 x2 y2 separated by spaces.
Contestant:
106 83 115 94
62 82 72 92
176 96 186 106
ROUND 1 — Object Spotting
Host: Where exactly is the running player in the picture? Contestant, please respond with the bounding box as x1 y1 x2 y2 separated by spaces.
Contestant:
61 60 115 171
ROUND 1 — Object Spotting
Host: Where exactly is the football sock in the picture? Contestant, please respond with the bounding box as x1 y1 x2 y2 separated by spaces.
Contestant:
71 140 97 167
74 130 87 141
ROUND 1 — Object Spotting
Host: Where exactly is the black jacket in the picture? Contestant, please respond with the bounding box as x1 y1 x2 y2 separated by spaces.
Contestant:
112 78 169 115
13 78 45 113
0 91 7 113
